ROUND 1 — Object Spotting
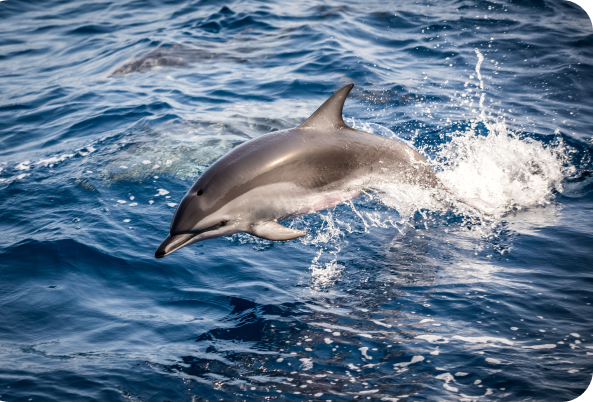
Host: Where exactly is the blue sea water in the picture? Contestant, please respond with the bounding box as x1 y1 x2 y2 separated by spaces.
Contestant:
1 0 593 401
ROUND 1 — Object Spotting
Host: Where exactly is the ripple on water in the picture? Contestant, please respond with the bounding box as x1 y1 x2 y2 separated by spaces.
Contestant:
0 0 592 401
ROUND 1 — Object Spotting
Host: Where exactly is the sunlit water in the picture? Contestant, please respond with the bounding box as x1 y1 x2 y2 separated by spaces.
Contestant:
1 0 592 401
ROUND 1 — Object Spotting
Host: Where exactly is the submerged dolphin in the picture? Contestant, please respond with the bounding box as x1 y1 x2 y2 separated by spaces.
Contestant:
155 84 439 258
111 43 230 76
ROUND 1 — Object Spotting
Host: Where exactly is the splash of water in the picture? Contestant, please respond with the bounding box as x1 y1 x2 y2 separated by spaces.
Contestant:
432 120 570 218
357 51 572 220
303 50 575 285
300 211 347 287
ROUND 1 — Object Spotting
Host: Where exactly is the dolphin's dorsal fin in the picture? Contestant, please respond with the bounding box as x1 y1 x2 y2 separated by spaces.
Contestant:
298 83 354 130
248 221 307 241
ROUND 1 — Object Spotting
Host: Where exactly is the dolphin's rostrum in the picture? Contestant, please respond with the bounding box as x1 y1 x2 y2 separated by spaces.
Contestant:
155 84 440 258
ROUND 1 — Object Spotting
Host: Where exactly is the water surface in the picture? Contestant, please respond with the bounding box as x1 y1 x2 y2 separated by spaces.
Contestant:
1 0 592 401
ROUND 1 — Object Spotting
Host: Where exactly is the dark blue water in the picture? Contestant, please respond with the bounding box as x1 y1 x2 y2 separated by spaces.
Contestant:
1 0 593 401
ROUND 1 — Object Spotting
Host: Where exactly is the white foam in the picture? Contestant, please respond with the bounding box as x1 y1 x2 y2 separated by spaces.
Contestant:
452 335 513 346
394 355 424 368
474 48 485 91
155 189 169 196
15 161 31 170
416 334 448 343
358 389 379 394
432 120 570 218
359 347 371 360
299 358 312 371
347 363 360 371
522 344 556 349
435 373 458 392
376 182 445 221
304 212 347 287
36 154 74 167
485 358 502 364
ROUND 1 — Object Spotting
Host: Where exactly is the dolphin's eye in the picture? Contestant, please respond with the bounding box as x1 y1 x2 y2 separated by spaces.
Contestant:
197 189 204 196
220 220 228 226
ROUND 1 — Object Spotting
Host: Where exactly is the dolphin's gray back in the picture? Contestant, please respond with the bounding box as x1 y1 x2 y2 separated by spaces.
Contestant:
182 126 435 216
170 83 438 235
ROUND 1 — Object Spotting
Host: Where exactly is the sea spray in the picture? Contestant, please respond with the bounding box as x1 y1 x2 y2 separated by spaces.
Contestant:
302 109 575 285
431 119 570 218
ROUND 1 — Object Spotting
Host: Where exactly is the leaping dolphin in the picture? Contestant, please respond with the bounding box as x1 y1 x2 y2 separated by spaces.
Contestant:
155 84 440 258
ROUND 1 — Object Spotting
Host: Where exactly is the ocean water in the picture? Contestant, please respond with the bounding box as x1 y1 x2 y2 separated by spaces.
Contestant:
1 0 593 401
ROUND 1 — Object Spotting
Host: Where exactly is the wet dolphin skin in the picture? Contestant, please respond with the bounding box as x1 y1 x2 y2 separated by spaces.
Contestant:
156 84 439 258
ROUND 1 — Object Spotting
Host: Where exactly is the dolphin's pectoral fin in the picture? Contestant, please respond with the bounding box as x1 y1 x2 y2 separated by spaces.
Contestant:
248 221 307 241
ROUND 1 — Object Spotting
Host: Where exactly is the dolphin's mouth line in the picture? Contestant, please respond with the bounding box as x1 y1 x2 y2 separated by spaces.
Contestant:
155 233 196 259
156 221 229 258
